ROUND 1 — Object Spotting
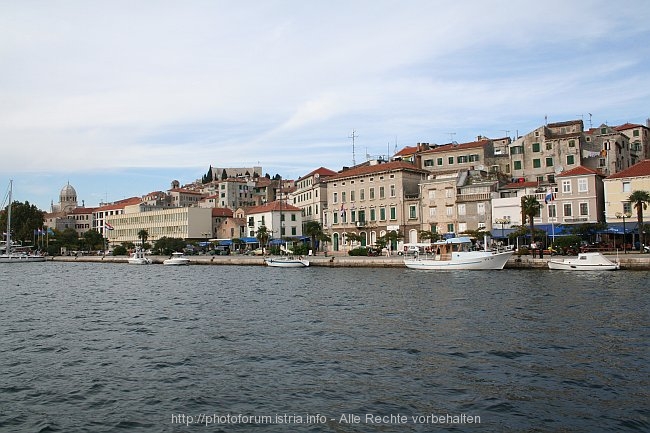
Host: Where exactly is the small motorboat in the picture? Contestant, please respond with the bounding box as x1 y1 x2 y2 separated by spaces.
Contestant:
548 252 619 271
163 252 191 266
127 248 152 265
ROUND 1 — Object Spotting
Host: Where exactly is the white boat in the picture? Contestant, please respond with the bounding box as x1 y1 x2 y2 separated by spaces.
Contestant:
548 252 619 271
163 251 190 266
127 248 152 265
404 237 514 270
265 256 310 268
0 180 46 264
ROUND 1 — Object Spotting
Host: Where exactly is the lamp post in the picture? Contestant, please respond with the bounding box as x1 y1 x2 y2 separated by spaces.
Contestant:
495 217 510 244
616 212 631 253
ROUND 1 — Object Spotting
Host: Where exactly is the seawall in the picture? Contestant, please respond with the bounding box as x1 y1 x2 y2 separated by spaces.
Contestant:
47 253 650 270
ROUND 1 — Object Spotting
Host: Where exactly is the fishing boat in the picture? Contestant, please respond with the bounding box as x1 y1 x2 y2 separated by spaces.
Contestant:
403 237 513 270
547 252 619 271
127 248 152 265
163 251 190 266
0 180 46 263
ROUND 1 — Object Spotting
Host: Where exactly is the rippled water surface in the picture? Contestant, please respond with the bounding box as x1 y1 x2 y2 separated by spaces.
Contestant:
1 262 648 432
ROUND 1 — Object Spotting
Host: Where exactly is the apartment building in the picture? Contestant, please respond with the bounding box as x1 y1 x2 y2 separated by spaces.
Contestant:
104 202 212 247
323 160 427 252
616 121 650 160
604 159 650 224
553 166 605 225
291 167 336 227
584 124 635 176
245 201 303 240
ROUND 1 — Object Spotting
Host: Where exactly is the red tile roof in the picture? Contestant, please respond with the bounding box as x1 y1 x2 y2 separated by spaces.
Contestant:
326 160 427 181
557 166 601 177
394 146 419 157
97 197 142 211
297 167 337 182
614 122 646 132
606 159 650 179
211 208 233 217
247 200 301 214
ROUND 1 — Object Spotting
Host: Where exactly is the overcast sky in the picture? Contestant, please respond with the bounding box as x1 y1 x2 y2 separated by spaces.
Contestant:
2 0 649 211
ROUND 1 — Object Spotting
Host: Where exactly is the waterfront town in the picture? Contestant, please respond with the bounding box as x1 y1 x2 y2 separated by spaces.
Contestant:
15 118 650 256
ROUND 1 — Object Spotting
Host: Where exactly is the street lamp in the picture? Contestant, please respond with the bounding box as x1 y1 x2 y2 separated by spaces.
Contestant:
495 217 511 243
616 212 632 253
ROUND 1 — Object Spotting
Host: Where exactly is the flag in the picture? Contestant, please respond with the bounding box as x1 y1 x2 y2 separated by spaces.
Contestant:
340 204 345 217
544 188 554 204
105 222 114 230
47 227 54 235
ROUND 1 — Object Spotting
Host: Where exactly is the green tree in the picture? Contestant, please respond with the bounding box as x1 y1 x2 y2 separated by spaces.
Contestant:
521 195 542 243
137 229 149 247
256 225 271 248
57 228 80 251
628 190 650 250
83 229 104 251
0 200 44 246
303 220 323 251
418 229 441 244
154 236 186 255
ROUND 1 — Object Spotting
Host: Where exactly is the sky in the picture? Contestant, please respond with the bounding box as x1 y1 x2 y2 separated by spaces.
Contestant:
2 0 650 211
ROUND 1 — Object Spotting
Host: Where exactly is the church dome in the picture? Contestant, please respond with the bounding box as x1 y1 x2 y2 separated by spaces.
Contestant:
60 182 77 200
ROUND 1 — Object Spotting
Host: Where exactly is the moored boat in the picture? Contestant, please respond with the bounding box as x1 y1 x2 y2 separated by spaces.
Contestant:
163 251 190 266
547 252 619 271
403 237 514 270
127 248 152 265
265 256 310 268
0 180 46 264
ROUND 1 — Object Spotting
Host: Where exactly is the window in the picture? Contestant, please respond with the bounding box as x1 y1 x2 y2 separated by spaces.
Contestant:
562 180 571 193
567 155 575 165
533 159 541 168
546 142 553 150
379 187 385 199
409 205 417 219
445 188 453 198
370 208 376 221
568 140 575 147
457 155 468 163
511 146 524 154
429 207 437 217
369 188 375 200
633 129 640 137
333 212 338 224
447 223 455 232
563 203 572 217
623 202 632 214
428 190 436 200
437 158 443 166
532 142 540 152
477 202 485 215
360 189 365 200
578 178 588 192
514 160 522 170
623 181 631 192
448 157 454 164
579 202 588 216
469 154 480 162
351 210 356 222
546 157 553 167
379 207 386 220
390 207 397 220
458 203 466 216
547 204 556 218
458 222 467 233
350 190 355 201
390 184 396 197
446 206 453 217
333 192 338 203
291 214 296 221
342 192 346 202
424 159 434 167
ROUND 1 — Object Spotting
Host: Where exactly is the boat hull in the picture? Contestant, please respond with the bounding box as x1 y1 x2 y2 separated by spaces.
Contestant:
128 258 152 265
404 250 514 270
265 257 310 268
163 259 190 266
0 254 47 263
548 253 619 271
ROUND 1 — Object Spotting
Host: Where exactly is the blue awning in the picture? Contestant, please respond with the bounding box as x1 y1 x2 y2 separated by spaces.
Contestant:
269 238 286 245
239 237 259 244
535 224 570 236
218 240 233 246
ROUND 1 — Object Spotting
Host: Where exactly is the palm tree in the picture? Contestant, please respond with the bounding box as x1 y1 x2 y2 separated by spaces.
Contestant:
137 229 149 248
521 195 541 243
256 225 270 249
628 190 650 250
303 220 323 252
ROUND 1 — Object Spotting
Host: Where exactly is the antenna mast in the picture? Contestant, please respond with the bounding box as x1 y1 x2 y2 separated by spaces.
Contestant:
349 129 358 166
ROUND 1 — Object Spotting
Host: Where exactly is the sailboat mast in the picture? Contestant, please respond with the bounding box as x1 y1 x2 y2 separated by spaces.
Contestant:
6 180 12 253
